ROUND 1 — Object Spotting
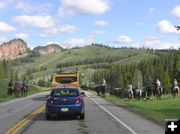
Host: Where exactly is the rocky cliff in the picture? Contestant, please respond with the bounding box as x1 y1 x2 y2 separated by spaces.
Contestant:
0 39 29 60
33 44 63 55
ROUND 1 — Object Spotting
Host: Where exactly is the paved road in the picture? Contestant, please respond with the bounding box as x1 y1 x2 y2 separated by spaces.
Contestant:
0 91 164 134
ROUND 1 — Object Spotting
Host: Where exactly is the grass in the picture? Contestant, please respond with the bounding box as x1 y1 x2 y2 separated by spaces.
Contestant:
105 93 180 124
0 80 49 103
15 45 149 81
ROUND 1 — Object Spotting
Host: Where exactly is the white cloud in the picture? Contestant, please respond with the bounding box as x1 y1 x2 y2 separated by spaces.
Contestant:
14 15 55 29
0 35 7 44
0 21 15 33
0 1 6 9
15 33 29 40
15 1 52 14
144 36 179 49
157 20 180 34
0 0 14 10
58 0 110 16
171 5 180 19
148 7 155 15
94 20 109 26
43 24 78 36
115 35 132 44
62 38 92 48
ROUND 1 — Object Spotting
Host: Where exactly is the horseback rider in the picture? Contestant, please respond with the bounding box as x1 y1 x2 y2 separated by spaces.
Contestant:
8 80 13 95
22 78 28 97
15 79 20 88
102 78 106 87
156 79 161 88
101 78 107 96
128 84 133 100
173 79 178 87
173 79 179 91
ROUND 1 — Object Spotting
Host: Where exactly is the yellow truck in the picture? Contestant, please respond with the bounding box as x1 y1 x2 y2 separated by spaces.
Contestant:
50 70 80 89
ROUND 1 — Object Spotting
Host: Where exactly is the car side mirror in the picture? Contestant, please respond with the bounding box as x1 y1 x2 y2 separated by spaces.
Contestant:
80 91 86 97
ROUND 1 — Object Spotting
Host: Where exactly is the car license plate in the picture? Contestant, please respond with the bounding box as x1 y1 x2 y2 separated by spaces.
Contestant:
61 108 68 112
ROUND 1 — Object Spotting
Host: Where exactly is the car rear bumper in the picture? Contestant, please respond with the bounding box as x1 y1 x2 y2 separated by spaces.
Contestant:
46 104 84 115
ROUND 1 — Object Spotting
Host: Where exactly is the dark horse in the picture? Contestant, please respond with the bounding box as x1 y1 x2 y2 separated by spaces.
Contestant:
155 85 163 100
14 86 21 98
7 86 14 96
95 85 106 97
172 86 179 98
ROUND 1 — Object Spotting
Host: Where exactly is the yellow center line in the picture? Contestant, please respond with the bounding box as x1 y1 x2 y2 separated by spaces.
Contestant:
6 104 45 134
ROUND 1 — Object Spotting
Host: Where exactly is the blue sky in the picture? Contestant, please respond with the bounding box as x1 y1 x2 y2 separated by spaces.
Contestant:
0 0 180 49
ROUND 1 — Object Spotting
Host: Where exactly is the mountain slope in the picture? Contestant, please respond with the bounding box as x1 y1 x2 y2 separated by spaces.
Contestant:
14 45 154 83
33 44 64 55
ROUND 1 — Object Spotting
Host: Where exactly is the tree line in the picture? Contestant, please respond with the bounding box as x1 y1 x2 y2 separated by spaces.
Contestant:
91 50 180 95
0 59 19 81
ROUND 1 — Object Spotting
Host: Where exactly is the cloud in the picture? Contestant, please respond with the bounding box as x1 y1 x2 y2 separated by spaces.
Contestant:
171 5 180 19
62 38 92 48
15 1 52 14
0 21 15 33
144 36 179 49
42 24 78 36
14 15 55 29
94 20 109 26
0 0 14 10
115 35 132 44
0 35 7 44
157 20 180 34
148 7 155 15
58 0 110 16
15 33 29 40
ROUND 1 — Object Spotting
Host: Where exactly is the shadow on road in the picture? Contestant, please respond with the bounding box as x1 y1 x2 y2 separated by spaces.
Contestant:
34 112 78 121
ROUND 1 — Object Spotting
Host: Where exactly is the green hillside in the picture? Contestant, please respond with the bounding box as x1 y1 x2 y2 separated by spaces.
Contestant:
14 45 153 84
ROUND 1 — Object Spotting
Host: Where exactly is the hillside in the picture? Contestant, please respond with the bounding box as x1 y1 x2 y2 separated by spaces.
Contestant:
32 44 64 55
14 45 154 85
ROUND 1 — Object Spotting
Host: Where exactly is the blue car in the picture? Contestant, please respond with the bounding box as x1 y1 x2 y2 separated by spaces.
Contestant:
46 87 85 120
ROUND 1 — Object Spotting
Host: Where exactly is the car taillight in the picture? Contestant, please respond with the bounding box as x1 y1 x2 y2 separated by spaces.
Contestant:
76 98 83 104
47 98 54 104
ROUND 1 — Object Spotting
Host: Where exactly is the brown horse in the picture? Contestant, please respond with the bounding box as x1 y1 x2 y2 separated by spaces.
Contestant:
14 86 21 98
172 86 179 98
155 85 163 100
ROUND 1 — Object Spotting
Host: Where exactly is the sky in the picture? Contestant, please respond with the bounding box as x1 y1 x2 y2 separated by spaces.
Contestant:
0 0 180 49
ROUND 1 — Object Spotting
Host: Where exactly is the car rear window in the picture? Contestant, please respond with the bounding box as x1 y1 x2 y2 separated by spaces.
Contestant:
55 77 77 83
51 88 79 97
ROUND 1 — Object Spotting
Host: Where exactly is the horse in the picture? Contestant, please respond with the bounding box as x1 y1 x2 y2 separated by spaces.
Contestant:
14 86 21 98
155 85 163 100
21 86 28 97
7 86 14 96
95 85 106 97
124 88 133 101
135 89 142 100
172 86 179 98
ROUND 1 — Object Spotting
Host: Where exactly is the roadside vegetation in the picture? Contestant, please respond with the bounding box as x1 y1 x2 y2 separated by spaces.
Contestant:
105 94 180 124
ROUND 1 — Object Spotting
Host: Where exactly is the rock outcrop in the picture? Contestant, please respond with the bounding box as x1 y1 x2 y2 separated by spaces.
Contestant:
0 39 29 60
33 44 63 55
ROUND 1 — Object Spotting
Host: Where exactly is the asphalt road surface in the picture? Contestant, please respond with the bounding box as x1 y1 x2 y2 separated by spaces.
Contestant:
0 91 164 134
